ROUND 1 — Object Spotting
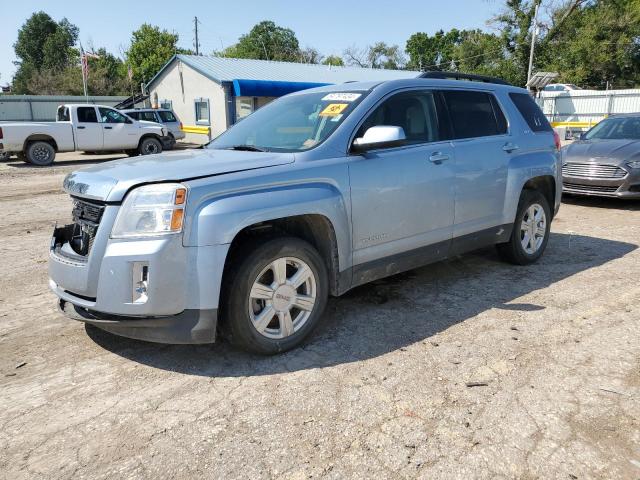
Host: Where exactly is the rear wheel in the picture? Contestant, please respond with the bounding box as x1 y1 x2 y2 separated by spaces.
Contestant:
25 141 56 166
497 189 551 265
221 236 329 354
138 137 162 156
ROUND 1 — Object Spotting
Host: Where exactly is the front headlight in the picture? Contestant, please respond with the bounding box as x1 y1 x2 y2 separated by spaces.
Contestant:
111 183 187 238
627 160 640 169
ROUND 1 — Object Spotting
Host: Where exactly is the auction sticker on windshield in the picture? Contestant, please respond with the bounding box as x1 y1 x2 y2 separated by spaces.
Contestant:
322 93 362 102
320 103 349 117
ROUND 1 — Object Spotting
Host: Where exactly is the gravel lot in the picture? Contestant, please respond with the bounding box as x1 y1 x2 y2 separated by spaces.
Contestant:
1 150 639 479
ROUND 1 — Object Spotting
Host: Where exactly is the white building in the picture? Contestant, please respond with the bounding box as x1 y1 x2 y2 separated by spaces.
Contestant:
146 55 419 143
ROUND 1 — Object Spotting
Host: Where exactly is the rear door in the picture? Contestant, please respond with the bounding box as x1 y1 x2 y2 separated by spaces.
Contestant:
440 90 511 237
98 107 138 149
74 106 103 150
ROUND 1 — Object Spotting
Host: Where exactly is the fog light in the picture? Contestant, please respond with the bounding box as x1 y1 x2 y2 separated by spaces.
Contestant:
132 262 149 303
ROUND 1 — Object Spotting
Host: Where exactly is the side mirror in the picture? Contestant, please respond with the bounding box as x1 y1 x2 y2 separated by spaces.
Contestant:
351 126 406 153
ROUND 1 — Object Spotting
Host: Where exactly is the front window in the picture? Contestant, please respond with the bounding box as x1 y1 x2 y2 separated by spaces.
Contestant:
209 91 368 152
98 107 128 124
584 116 640 141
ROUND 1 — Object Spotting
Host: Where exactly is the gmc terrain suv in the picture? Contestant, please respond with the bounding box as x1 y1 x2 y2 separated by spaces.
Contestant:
49 73 561 354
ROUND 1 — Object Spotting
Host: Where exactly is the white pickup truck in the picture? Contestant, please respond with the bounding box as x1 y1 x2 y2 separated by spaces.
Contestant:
0 104 168 166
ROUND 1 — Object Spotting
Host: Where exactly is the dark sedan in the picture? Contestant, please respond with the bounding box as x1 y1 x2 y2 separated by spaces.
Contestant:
562 114 640 198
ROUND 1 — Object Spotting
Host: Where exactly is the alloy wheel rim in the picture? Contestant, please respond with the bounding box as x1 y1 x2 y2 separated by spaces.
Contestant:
248 257 317 340
33 146 51 162
144 142 159 154
520 203 546 254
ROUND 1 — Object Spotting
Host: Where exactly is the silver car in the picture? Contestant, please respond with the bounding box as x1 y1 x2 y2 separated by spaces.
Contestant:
121 108 185 149
562 114 640 198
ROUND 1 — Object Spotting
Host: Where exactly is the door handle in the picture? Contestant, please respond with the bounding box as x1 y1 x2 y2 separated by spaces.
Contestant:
77 126 85 129
429 152 450 164
503 142 519 153
104 126 113 130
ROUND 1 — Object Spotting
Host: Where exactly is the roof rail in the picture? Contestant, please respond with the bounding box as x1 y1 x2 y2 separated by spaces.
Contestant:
418 71 511 86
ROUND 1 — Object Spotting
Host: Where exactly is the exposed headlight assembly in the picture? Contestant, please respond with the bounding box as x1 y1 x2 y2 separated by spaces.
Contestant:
111 183 187 238
627 160 640 169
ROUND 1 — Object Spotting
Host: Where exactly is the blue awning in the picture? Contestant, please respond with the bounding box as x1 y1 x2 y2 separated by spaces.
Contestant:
232 79 331 97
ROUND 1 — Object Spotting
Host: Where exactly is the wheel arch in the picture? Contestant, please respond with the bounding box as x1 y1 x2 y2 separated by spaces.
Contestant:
186 183 353 296
23 134 58 152
522 175 556 218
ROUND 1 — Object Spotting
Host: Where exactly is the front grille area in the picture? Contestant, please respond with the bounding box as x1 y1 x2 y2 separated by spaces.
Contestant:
70 198 106 256
562 162 627 179
563 182 619 194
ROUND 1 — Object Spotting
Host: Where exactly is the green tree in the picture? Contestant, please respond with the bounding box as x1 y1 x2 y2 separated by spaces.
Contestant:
12 12 79 93
323 55 344 67
344 42 405 69
126 24 186 84
541 0 640 88
405 29 462 71
222 21 301 62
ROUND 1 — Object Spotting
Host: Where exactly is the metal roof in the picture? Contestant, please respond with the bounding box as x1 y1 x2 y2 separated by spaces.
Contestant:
147 54 419 88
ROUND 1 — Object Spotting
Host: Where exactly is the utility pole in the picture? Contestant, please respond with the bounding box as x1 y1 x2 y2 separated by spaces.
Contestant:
194 16 200 55
527 1 540 87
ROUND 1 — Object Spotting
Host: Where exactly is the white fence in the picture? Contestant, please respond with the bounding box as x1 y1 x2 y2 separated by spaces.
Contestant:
0 95 126 122
537 89 640 126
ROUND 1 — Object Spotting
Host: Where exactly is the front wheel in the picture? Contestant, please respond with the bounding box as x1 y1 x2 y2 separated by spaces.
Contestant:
138 137 163 156
221 237 329 354
25 141 56 166
497 190 551 265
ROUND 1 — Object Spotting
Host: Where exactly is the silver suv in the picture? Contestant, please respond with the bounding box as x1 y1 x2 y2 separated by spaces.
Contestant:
49 74 561 354
121 108 185 149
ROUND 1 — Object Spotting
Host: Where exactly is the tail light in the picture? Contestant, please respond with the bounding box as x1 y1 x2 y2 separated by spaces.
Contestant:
180 122 183 131
553 130 561 151
0 127 3 140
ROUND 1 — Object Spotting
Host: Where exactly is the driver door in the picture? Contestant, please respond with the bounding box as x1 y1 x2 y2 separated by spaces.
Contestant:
98 107 139 149
74 106 103 150
349 89 455 279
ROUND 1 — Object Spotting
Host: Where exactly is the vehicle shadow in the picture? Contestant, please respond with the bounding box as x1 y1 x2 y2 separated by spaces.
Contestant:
562 194 640 211
86 232 636 377
7 158 119 168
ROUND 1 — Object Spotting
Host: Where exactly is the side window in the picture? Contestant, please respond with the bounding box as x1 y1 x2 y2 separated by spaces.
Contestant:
442 90 506 139
509 92 553 132
127 112 139 120
139 111 158 122
194 98 210 125
158 110 177 122
77 107 98 123
356 90 440 145
98 107 128 124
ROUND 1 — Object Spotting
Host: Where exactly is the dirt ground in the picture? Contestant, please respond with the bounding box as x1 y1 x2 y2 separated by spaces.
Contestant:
0 150 639 480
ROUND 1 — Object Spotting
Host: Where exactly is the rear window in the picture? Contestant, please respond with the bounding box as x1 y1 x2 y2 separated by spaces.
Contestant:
442 91 507 139
57 106 70 122
509 93 552 132
158 111 177 122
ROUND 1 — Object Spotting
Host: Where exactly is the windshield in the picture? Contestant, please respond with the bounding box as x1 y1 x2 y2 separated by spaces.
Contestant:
584 116 640 141
208 91 367 152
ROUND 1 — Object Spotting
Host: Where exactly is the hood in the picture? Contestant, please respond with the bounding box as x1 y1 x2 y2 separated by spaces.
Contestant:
563 139 640 164
63 148 295 202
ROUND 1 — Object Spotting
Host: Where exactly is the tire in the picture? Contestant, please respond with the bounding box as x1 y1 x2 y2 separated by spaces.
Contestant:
25 141 56 166
138 137 163 156
497 189 551 265
220 236 329 355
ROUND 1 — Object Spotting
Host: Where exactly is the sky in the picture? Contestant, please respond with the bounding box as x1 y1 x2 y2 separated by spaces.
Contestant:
0 0 501 84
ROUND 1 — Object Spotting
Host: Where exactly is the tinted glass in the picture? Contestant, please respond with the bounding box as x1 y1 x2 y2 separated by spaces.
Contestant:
158 111 177 122
443 90 505 139
126 112 139 120
99 107 128 124
138 111 158 122
57 106 70 122
209 91 368 152
509 92 552 132
584 116 640 140
490 96 508 134
77 107 98 123
356 90 440 144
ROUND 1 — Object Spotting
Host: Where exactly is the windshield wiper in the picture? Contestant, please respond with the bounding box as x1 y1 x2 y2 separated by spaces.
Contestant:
227 144 267 152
